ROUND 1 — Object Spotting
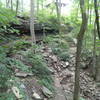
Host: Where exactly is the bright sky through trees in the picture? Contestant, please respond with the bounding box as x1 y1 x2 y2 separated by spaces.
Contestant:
1 0 73 15
23 0 73 15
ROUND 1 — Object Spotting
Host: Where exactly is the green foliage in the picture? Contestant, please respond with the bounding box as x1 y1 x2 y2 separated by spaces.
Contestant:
58 52 70 61
0 47 12 90
80 97 86 100
0 26 20 35
3 39 31 55
37 9 72 32
24 51 54 91
0 64 11 88
11 78 28 100
96 39 100 55
0 3 18 26
52 47 62 55
9 59 32 73
27 53 50 75
43 35 55 43
38 76 54 92
0 33 19 45
0 92 16 100
12 40 31 50
37 10 58 30
44 35 70 61
7 28 20 35
0 3 19 34
81 49 92 60
0 46 7 63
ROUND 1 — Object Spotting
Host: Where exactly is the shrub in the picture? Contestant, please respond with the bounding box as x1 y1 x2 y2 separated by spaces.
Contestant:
43 35 54 43
9 59 32 73
0 47 7 63
0 92 16 100
0 3 19 34
25 51 54 91
81 49 92 61
52 47 62 55
44 35 70 61
3 40 32 55
39 76 54 92
58 52 70 61
37 10 59 30
13 40 31 50
27 53 50 75
58 40 69 50
0 64 11 91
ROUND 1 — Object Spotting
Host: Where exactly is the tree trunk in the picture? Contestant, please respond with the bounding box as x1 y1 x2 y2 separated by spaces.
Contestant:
94 0 100 82
93 21 96 78
96 56 100 82
55 0 61 34
6 0 10 8
41 0 44 10
16 0 19 16
37 0 39 15
73 0 88 100
30 0 36 44
11 0 13 11
21 0 23 12
94 0 100 38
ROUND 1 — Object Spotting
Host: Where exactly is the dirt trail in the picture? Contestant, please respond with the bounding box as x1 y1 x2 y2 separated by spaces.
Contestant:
2 35 99 100
53 47 77 100
41 46 76 100
42 44 100 100
54 73 67 100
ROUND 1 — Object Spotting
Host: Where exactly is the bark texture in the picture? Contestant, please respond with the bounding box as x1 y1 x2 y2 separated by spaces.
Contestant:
94 0 100 38
30 0 36 44
73 0 88 100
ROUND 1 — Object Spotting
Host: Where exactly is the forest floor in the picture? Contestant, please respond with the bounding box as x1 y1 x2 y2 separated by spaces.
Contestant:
0 34 100 100
39 44 99 100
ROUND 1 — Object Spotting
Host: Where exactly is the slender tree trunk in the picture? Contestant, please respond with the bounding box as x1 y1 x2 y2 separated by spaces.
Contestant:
16 0 19 16
94 0 100 82
11 0 13 11
93 21 96 78
21 0 23 12
6 0 8 8
30 0 36 44
36 0 40 16
89 0 92 25
73 0 88 100
94 0 100 39
55 0 61 34
96 56 100 82
42 0 44 10
89 9 92 25
6 0 10 8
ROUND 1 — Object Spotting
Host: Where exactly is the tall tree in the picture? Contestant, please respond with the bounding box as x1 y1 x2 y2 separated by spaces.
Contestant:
16 0 19 16
30 0 36 44
55 0 61 34
11 0 13 10
94 0 100 39
6 0 10 8
94 0 100 82
36 0 39 14
73 0 88 100
93 21 96 78
21 0 23 12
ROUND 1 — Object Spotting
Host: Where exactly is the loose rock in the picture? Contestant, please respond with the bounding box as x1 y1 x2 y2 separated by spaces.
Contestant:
42 86 53 98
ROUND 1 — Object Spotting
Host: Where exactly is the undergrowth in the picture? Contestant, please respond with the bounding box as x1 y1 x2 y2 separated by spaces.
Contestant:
24 51 54 91
43 35 70 61
3 39 31 55
0 47 12 94
8 59 32 73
